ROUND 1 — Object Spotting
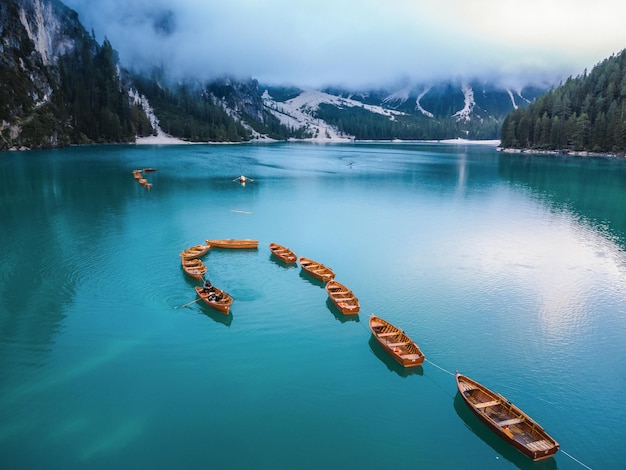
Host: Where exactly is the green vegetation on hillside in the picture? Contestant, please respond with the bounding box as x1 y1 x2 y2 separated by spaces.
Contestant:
316 104 501 140
133 76 251 142
501 49 626 153
54 35 151 145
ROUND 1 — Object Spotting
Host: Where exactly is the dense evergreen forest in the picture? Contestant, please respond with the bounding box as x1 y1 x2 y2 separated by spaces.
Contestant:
316 104 501 140
53 35 153 145
133 76 251 142
501 49 626 153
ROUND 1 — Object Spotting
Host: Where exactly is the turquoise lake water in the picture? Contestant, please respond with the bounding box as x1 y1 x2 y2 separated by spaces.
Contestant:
1 142 625 469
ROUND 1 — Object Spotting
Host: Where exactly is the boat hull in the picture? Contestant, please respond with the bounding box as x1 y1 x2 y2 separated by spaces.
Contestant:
181 258 207 281
206 239 259 249
369 315 424 367
180 244 210 260
195 286 233 314
325 280 360 314
456 372 559 461
269 243 297 264
299 257 335 283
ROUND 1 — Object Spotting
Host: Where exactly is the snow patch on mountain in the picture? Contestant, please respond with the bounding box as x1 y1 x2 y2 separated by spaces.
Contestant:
130 89 188 144
129 89 160 132
516 89 531 105
263 89 405 141
382 85 412 107
287 90 403 118
416 86 434 118
453 84 475 121
505 89 518 110
262 90 349 141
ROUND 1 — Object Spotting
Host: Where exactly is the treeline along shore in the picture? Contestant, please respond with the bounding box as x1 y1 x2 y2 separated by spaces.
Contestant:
500 50 626 155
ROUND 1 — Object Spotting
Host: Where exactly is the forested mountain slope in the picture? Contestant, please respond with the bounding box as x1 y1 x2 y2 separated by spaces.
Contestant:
501 49 626 153
0 0 152 149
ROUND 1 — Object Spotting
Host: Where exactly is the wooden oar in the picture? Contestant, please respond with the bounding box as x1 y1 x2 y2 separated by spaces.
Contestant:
180 297 201 308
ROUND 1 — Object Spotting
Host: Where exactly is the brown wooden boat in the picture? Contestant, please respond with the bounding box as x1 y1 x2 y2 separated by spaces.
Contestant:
180 244 210 260
181 257 207 281
456 372 559 461
325 280 360 314
299 257 335 283
369 315 424 367
194 285 233 314
269 243 297 264
206 239 259 249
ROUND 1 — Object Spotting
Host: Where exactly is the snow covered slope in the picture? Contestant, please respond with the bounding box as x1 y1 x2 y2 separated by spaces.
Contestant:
262 89 405 141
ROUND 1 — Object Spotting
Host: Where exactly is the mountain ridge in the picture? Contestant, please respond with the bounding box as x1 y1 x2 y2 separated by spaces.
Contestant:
2 0 550 149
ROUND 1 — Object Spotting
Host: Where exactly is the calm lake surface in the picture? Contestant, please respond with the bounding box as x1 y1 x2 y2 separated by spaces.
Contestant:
1 142 625 469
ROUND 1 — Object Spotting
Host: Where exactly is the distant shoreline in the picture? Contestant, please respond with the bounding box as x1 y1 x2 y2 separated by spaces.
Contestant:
3 136 502 151
498 147 626 158
135 134 502 146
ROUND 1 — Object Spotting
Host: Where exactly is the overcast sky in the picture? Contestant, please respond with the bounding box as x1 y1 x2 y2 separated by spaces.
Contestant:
63 0 626 89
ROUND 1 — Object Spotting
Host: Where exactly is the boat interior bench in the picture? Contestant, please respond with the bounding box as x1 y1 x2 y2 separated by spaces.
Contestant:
377 332 398 337
526 439 553 451
497 417 524 426
400 353 422 360
474 400 501 409
387 341 410 347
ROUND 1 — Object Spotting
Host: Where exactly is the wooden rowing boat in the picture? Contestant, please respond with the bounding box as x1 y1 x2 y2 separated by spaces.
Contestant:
206 239 259 249
325 280 360 314
180 257 207 281
456 372 559 461
269 243 297 264
180 244 210 260
369 315 425 367
194 285 233 314
299 257 335 283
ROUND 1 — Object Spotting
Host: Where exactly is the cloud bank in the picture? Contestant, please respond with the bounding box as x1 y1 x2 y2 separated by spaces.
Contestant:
63 0 626 88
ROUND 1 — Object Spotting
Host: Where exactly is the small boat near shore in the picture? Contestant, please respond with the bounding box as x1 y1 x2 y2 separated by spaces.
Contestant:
180 244 210 260
456 372 559 461
299 257 335 283
269 243 297 264
325 280 360 314
206 239 259 249
181 257 207 281
369 315 424 367
194 285 233 314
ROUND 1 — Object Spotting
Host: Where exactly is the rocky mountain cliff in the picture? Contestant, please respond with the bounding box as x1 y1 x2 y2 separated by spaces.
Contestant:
0 0 152 149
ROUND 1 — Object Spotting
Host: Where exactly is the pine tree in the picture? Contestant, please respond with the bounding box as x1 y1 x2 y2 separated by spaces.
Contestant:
500 49 626 153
